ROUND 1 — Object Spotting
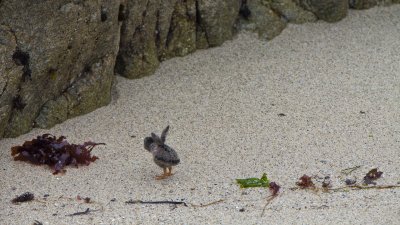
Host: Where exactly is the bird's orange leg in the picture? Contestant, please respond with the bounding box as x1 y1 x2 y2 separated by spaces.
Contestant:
167 167 173 176
155 168 168 180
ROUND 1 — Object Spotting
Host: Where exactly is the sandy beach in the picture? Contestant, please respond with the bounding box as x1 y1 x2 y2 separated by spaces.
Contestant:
1 5 400 224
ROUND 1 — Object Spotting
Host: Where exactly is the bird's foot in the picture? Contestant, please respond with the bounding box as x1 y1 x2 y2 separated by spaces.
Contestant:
156 168 169 180
155 174 168 180
166 167 174 176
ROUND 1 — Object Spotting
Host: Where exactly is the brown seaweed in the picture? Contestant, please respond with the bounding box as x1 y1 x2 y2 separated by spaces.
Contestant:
77 195 91 203
11 134 104 174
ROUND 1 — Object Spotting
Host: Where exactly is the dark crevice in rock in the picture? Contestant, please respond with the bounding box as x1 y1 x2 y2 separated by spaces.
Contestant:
195 0 209 46
165 9 175 49
82 63 92 74
118 4 127 21
114 2 130 75
142 5 147 18
100 6 108 22
115 54 125 75
12 49 29 66
155 10 161 51
12 48 32 82
12 95 25 111
239 0 251 20
139 1 151 65
61 92 72 119
0 80 8 97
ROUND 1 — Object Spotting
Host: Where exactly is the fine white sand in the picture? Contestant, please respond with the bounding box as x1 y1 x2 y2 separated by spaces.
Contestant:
1 5 400 224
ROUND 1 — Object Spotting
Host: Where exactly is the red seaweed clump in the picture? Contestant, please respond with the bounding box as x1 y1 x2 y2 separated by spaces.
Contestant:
269 182 281 196
296 174 315 189
11 134 104 174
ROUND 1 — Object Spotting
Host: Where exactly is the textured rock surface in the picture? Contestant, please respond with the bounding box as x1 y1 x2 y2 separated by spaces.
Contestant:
245 0 288 40
0 25 21 138
0 0 121 137
350 0 379 9
196 0 241 47
349 0 397 9
270 0 317 24
299 0 348 22
115 0 240 79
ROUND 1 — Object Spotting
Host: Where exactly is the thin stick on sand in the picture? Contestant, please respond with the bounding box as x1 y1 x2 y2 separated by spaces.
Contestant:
125 200 188 206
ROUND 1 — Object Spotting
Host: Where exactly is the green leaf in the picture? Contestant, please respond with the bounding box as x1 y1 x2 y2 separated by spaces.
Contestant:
236 173 270 188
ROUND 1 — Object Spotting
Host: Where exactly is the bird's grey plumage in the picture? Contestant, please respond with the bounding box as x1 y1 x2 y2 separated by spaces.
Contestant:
144 126 180 170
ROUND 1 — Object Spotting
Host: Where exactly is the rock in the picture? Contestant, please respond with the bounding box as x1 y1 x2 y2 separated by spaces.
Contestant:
270 0 317 24
0 25 22 137
115 0 166 79
35 58 114 128
116 0 240 79
349 0 378 9
349 0 398 9
1 0 399 138
0 0 121 137
245 0 287 40
116 0 198 79
159 0 197 60
299 0 348 22
196 0 241 47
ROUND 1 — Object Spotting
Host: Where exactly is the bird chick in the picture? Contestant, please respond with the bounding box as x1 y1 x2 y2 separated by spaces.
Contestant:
144 126 180 180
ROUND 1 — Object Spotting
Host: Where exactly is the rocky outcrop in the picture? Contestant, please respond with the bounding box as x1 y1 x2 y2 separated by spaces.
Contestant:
241 0 288 40
270 0 317 24
0 1 122 137
298 0 349 22
115 0 240 79
0 0 399 138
